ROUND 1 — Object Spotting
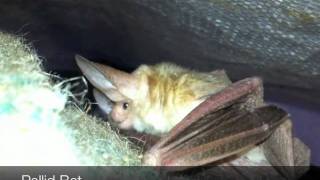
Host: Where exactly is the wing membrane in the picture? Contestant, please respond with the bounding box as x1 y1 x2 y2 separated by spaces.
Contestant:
160 106 287 167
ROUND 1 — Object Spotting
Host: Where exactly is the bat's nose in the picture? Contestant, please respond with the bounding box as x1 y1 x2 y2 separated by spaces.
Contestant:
110 110 126 123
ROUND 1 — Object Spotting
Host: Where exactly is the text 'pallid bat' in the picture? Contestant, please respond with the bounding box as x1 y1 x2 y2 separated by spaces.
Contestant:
75 55 292 171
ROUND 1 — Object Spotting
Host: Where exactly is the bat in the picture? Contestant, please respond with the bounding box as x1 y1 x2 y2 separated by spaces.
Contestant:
75 55 232 135
75 55 288 170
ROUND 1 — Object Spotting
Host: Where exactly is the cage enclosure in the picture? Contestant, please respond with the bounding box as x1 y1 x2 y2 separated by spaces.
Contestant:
0 0 319 179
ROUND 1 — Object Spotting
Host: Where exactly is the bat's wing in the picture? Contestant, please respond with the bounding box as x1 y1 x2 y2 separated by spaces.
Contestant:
143 77 288 170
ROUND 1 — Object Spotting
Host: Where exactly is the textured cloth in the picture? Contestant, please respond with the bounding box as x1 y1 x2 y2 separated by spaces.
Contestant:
135 0 320 76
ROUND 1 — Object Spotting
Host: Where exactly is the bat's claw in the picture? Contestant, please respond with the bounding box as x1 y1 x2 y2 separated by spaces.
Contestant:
143 150 161 166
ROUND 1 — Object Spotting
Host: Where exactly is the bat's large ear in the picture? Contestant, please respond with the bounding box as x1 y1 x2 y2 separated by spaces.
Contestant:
93 88 113 114
75 54 137 101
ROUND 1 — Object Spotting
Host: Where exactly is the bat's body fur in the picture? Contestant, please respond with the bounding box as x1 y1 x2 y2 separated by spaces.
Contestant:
131 63 231 134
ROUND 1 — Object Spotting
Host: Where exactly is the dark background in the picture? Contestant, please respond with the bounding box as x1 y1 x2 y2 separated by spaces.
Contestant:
0 0 319 168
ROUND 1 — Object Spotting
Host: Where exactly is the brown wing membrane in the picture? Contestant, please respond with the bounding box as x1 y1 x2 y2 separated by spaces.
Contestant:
143 78 288 170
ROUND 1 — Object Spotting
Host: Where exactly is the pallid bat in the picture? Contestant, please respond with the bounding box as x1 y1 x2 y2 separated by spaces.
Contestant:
75 55 288 169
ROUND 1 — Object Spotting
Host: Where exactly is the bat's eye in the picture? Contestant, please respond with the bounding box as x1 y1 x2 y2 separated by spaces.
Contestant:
122 102 129 110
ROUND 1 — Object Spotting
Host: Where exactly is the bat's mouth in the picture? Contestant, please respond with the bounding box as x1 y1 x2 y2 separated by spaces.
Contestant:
113 120 133 130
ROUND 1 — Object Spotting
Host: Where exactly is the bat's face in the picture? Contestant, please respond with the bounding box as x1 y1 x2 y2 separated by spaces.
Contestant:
75 55 139 130
110 100 133 129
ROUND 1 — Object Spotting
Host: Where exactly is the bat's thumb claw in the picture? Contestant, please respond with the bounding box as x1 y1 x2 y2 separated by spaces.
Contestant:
142 150 161 166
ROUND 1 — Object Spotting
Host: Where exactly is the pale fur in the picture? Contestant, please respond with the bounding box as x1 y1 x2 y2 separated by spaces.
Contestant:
126 63 231 135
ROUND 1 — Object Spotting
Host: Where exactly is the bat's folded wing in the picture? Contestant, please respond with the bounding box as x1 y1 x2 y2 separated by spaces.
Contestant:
143 78 288 170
